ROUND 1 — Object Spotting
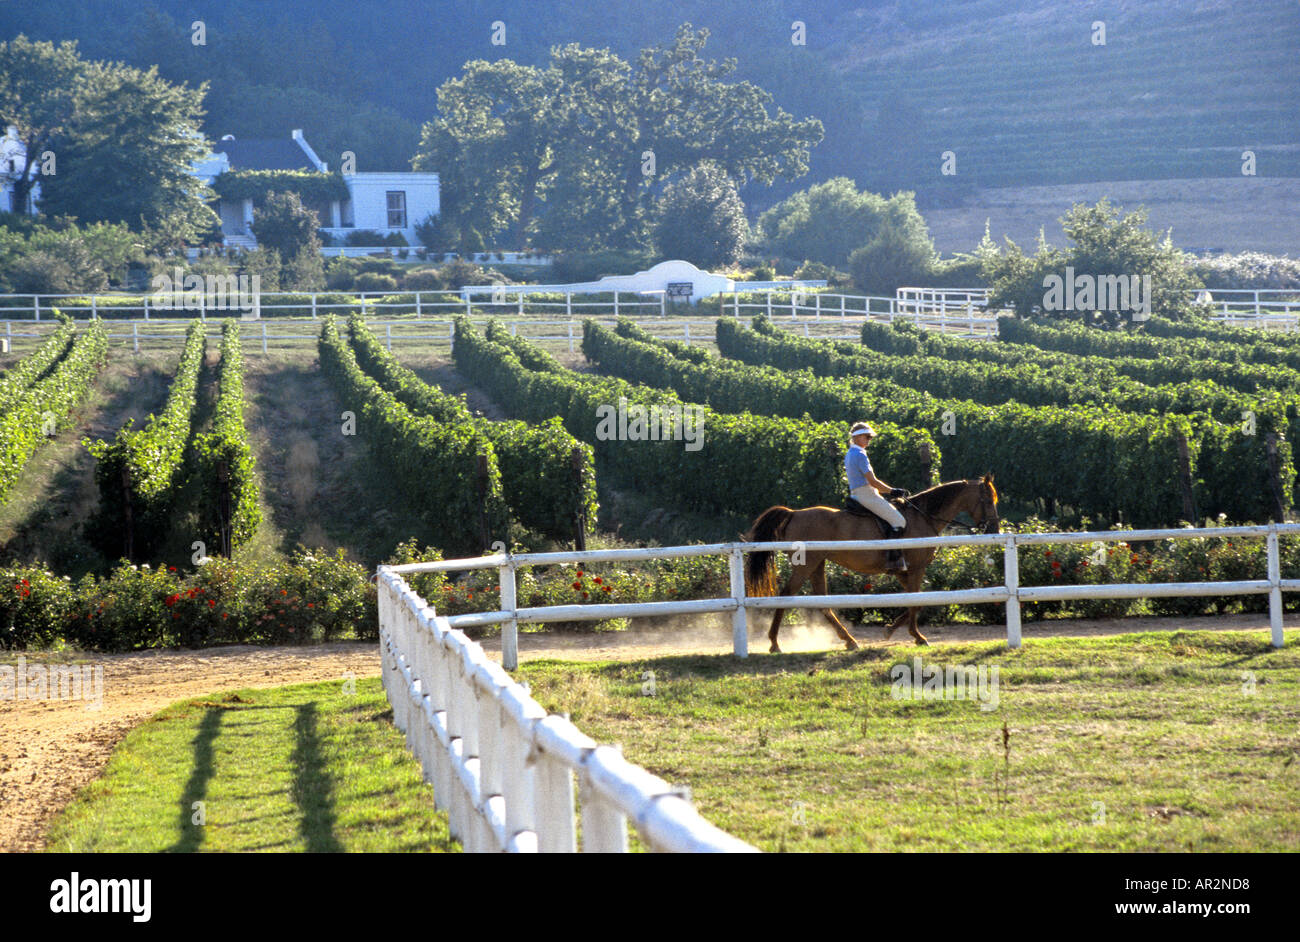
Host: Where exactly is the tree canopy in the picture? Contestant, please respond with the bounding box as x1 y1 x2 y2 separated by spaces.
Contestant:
416 24 822 252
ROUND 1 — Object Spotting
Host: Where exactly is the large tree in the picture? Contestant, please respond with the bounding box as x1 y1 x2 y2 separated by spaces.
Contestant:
759 177 890 268
416 24 822 252
0 36 84 215
652 161 748 268
36 60 216 244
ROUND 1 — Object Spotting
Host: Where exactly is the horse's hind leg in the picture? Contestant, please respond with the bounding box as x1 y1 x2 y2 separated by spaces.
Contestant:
810 560 859 650
768 561 812 654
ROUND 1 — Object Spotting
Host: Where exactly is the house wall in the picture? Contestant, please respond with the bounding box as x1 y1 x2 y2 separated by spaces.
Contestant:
341 172 440 245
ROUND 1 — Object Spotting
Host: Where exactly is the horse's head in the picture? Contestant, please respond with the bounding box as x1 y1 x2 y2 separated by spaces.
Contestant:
974 472 1000 534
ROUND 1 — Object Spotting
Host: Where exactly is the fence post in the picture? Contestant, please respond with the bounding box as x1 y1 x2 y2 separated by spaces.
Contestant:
518 293 523 317
568 322 574 353
34 295 39 321
449 323 455 354
1004 536 1021 648
613 291 619 318
415 292 421 317
142 294 148 320
660 293 666 317
465 294 471 316
386 323 392 351
132 321 139 354
566 292 572 318
262 322 268 355
198 291 205 322
766 292 772 318
683 323 690 345
92 296 97 319
729 547 748 657
814 293 821 320
500 560 518 670
312 293 318 320
1267 527 1284 648
841 294 846 318
581 754 629 852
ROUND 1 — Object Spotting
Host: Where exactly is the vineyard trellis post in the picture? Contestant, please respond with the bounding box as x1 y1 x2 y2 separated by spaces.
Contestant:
217 459 232 558
571 446 587 553
1266 433 1286 522
120 464 134 562
1175 434 1197 522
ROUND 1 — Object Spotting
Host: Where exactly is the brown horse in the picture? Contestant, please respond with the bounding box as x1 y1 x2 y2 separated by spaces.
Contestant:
743 475 999 652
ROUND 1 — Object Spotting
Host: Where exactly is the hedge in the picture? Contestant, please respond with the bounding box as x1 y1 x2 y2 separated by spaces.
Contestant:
0 316 108 504
997 316 1300 377
6 524 1295 650
85 320 206 558
194 321 262 552
1139 315 1300 353
710 318 1290 526
451 317 938 517
0 320 74 414
865 318 1300 396
212 169 350 204
346 314 596 543
317 316 508 556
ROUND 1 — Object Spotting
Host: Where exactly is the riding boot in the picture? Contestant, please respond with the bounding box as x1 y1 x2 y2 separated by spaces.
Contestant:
885 525 909 572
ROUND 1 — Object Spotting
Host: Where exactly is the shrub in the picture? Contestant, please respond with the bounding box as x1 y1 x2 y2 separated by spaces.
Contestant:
352 272 398 292
345 229 386 246
401 268 443 291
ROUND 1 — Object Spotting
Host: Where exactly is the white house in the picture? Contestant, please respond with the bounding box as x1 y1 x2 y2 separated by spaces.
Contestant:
461 259 826 304
193 129 440 249
0 126 41 214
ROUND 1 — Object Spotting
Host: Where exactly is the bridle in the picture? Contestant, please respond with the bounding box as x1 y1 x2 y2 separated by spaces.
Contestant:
901 483 998 535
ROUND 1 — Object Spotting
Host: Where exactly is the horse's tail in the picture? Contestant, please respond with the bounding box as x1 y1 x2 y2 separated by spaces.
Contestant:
744 506 794 597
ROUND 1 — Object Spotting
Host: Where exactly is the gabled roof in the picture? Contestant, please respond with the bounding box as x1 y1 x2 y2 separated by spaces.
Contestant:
212 137 316 171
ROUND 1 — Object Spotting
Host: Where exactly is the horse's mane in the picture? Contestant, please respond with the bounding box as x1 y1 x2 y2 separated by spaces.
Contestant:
910 478 978 513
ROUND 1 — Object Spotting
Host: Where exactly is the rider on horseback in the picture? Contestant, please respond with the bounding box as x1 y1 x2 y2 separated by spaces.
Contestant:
844 421 910 572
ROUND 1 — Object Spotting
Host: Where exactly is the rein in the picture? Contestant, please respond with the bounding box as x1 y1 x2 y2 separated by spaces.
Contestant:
901 491 989 535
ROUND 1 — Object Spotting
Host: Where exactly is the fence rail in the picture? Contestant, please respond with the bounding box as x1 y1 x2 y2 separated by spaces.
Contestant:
389 524 1297 673
376 567 757 853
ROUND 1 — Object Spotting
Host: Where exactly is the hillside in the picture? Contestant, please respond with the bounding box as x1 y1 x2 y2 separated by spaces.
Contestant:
1 0 1296 213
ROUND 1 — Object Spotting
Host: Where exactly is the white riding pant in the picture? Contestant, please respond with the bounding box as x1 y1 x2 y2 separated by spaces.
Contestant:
851 485 905 529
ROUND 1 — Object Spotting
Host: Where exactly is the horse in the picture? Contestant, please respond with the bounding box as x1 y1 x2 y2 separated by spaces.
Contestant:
743 475 999 652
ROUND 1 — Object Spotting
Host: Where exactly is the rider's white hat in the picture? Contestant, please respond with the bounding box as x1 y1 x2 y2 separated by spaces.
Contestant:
849 422 876 439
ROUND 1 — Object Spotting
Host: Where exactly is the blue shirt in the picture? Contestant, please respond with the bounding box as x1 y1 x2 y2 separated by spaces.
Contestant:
845 444 873 490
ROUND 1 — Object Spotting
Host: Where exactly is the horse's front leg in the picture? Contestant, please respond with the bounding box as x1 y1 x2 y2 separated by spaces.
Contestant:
902 566 929 646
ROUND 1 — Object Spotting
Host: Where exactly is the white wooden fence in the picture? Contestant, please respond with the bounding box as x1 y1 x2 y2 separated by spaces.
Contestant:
393 524 1296 672
376 567 757 853
378 523 1294 850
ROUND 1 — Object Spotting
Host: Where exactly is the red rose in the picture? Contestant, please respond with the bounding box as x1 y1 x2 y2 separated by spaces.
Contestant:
572 581 582 590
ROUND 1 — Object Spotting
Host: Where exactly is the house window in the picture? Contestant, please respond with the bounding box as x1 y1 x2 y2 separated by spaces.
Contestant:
386 191 406 228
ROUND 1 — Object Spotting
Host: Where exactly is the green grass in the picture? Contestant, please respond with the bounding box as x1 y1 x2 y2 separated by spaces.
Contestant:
44 677 458 852
518 631 1300 852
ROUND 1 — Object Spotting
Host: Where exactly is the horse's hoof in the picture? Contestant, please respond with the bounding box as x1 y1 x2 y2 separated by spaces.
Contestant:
769 643 782 654
844 638 860 651
882 625 899 639
914 636 930 646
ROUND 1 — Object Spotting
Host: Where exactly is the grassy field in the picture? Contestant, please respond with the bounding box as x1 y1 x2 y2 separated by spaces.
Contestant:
518 631 1300 852
43 677 458 852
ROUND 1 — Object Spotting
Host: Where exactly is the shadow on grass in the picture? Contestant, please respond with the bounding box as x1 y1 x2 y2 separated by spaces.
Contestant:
168 706 222 853
291 701 344 853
